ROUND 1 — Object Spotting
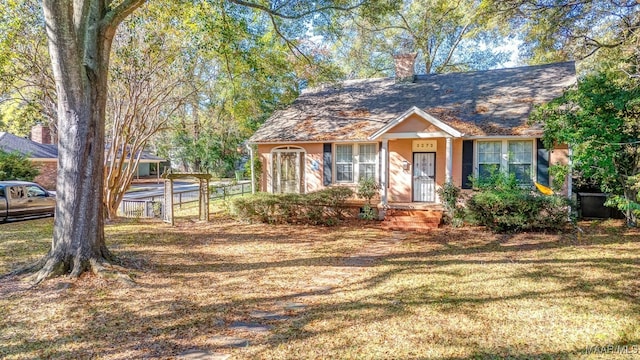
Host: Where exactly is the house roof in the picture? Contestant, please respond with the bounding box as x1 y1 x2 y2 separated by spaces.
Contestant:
0 132 165 162
0 132 58 159
249 61 576 143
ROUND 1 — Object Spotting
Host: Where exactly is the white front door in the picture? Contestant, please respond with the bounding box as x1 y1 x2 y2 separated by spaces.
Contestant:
413 152 436 202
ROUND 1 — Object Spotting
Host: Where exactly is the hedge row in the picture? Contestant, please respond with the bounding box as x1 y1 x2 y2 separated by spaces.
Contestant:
231 187 354 225
467 188 572 233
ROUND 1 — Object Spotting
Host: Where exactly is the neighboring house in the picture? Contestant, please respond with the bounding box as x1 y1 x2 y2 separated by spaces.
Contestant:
0 127 58 190
0 125 165 190
249 56 575 207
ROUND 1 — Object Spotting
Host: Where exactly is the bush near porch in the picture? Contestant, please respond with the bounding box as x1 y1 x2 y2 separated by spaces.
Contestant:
231 187 354 225
467 172 573 233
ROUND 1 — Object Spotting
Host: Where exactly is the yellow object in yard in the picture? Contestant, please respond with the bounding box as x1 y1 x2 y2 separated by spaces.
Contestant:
535 182 554 195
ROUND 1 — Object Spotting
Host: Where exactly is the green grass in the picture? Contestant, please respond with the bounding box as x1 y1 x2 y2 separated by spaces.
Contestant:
0 217 639 359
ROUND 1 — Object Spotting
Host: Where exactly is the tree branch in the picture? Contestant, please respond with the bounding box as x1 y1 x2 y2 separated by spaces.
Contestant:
102 0 146 28
227 0 365 20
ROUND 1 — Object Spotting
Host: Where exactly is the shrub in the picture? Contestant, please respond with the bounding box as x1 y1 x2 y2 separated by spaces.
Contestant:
357 178 380 220
0 149 39 181
231 187 354 225
467 172 573 233
436 182 465 227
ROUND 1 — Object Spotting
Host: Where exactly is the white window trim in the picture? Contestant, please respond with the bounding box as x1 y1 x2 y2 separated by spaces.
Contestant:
269 146 306 193
332 143 379 184
474 139 536 183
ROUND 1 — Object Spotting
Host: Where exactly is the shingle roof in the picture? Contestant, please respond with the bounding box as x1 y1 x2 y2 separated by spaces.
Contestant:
250 61 576 142
0 132 165 162
0 132 58 159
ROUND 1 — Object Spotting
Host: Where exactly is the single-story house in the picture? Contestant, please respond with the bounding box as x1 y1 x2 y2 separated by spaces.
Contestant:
0 128 58 189
0 125 166 189
249 56 575 207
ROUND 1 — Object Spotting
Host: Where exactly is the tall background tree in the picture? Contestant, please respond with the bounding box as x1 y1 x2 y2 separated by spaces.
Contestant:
483 0 640 69
103 3 196 220
326 0 512 77
0 0 397 282
0 0 57 138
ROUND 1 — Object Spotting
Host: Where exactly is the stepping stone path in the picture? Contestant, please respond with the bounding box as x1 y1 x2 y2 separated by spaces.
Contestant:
177 349 230 360
249 310 290 321
211 335 250 348
182 234 403 359
277 301 307 311
228 321 272 333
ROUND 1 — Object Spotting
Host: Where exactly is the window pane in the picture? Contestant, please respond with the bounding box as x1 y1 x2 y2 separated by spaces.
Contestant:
336 145 353 163
358 164 375 181
336 164 353 182
508 141 532 164
27 186 46 197
359 144 376 163
509 164 532 184
478 141 501 164
507 141 532 183
479 164 500 179
336 144 354 182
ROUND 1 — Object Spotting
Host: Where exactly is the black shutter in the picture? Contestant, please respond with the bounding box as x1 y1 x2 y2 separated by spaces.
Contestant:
536 138 549 186
323 143 332 186
461 140 474 189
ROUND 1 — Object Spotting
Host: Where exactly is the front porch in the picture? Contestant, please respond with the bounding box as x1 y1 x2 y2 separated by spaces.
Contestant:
372 107 463 207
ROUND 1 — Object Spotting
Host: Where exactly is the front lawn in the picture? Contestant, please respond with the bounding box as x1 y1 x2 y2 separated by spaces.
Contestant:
1 217 639 359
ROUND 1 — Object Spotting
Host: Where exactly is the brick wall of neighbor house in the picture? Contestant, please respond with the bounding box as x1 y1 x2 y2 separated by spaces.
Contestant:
33 161 57 190
257 143 323 193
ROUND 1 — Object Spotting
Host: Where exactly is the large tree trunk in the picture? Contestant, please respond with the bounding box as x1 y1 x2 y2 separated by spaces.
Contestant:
29 0 145 283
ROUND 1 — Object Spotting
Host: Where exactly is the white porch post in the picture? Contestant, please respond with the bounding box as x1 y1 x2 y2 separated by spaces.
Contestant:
246 143 256 194
445 137 453 183
380 139 388 205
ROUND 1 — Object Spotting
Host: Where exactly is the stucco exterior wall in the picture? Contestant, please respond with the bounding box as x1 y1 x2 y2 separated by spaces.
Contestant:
257 136 462 203
257 143 323 193
550 144 570 195
388 139 413 202
386 114 440 133
387 138 462 203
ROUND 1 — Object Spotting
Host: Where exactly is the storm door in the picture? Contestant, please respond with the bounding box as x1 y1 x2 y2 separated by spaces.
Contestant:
272 148 305 194
413 152 436 202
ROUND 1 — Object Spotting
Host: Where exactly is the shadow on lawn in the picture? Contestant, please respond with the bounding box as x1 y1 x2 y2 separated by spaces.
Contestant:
3 220 640 359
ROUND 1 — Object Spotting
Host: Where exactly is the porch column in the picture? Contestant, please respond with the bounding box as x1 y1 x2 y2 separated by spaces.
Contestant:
380 139 388 205
445 137 453 183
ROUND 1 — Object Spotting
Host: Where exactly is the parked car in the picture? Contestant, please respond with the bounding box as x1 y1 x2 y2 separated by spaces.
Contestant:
0 181 55 222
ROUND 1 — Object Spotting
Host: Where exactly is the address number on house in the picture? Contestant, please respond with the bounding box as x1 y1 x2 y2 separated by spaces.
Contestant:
412 140 437 152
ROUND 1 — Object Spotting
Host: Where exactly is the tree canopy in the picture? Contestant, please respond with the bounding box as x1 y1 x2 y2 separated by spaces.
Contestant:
532 72 640 225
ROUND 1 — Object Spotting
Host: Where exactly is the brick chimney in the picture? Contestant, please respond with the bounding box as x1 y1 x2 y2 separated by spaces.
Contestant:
393 53 417 83
31 124 52 144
